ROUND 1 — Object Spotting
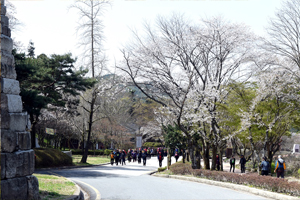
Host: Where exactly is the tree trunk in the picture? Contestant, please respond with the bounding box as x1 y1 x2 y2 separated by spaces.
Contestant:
195 146 201 169
30 113 37 149
81 93 95 163
220 149 224 171
211 144 217 170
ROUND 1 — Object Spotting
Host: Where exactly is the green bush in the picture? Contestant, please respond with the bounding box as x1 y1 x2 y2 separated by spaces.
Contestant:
143 142 163 148
34 148 72 168
104 149 111 156
298 168 300 177
158 166 167 172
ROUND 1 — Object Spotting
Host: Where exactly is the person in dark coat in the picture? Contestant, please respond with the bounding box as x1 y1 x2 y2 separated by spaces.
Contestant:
229 155 235 172
138 150 142 164
115 150 120 166
175 151 179 162
132 151 137 162
142 150 147 166
121 150 126 166
260 157 270 176
239 155 247 173
158 151 164 167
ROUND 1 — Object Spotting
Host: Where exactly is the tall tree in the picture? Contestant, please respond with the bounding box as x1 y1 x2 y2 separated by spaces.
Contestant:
14 49 95 148
71 0 110 163
119 14 257 169
265 0 300 79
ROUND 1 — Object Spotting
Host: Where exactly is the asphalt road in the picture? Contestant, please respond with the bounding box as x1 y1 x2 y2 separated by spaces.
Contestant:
37 156 269 200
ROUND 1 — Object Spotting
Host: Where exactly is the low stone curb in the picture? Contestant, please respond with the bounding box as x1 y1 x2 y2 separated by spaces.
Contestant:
64 182 84 200
152 174 300 200
35 162 111 171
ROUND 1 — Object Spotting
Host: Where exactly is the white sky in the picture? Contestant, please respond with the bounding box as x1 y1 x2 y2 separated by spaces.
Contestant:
9 0 283 70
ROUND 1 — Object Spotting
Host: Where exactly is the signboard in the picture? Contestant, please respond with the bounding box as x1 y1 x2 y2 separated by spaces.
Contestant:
45 128 55 135
136 136 142 148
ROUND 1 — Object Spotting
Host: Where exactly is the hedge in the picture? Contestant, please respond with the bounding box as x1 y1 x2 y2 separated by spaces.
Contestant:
143 142 163 148
34 148 72 168
169 162 300 197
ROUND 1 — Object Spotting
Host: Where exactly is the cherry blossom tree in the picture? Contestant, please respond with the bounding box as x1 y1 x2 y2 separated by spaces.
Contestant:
118 13 257 169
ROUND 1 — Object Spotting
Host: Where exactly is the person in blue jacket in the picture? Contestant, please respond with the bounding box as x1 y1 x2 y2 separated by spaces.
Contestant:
260 157 270 176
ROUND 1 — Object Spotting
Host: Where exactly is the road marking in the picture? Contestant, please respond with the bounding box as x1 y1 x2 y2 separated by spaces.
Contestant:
47 171 101 200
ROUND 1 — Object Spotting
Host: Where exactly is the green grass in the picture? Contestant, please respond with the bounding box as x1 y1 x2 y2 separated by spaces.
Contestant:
34 173 76 200
72 155 110 166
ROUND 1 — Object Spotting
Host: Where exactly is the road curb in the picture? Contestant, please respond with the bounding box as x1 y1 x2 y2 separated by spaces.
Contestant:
152 174 300 200
64 181 84 200
35 162 111 171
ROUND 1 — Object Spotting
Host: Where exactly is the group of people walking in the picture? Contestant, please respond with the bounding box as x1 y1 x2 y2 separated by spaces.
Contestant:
227 154 286 178
109 148 168 167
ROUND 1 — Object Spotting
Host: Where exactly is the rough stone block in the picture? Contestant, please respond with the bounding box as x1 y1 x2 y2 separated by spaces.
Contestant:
1 129 17 152
1 177 28 200
1 63 16 79
1 78 20 95
1 93 23 113
17 132 31 150
1 51 15 66
1 15 9 28
1 153 6 179
1 4 6 15
5 150 35 178
1 26 11 37
1 34 13 53
1 112 28 131
27 175 40 200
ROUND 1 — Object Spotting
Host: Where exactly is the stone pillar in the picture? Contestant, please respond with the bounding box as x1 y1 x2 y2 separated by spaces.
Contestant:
1 0 40 199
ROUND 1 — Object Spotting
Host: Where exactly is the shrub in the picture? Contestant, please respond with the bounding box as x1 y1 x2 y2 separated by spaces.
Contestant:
104 149 111 156
143 142 163 148
158 166 167 172
34 148 72 168
169 163 300 197
298 168 300 177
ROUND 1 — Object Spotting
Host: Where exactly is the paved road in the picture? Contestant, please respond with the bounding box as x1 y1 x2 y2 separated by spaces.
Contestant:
37 156 269 200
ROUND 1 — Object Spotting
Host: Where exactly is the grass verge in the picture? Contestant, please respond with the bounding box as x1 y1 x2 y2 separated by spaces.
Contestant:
34 173 76 200
72 155 110 166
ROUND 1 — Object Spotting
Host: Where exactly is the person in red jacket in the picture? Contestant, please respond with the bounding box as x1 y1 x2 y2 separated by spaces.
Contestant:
158 151 164 167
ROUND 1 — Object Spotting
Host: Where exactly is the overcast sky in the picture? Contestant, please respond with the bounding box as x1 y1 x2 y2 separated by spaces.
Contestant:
9 0 283 70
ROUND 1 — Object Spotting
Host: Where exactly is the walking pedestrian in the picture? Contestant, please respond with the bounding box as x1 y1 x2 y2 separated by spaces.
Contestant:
229 155 235 172
115 150 120 166
274 155 286 178
260 157 270 176
158 151 164 167
142 150 147 166
127 149 131 162
138 150 142 164
175 151 179 162
132 150 137 162
121 150 126 166
110 151 114 166
239 155 246 173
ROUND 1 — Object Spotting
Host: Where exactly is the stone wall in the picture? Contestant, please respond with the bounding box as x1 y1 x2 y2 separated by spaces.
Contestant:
1 0 40 199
